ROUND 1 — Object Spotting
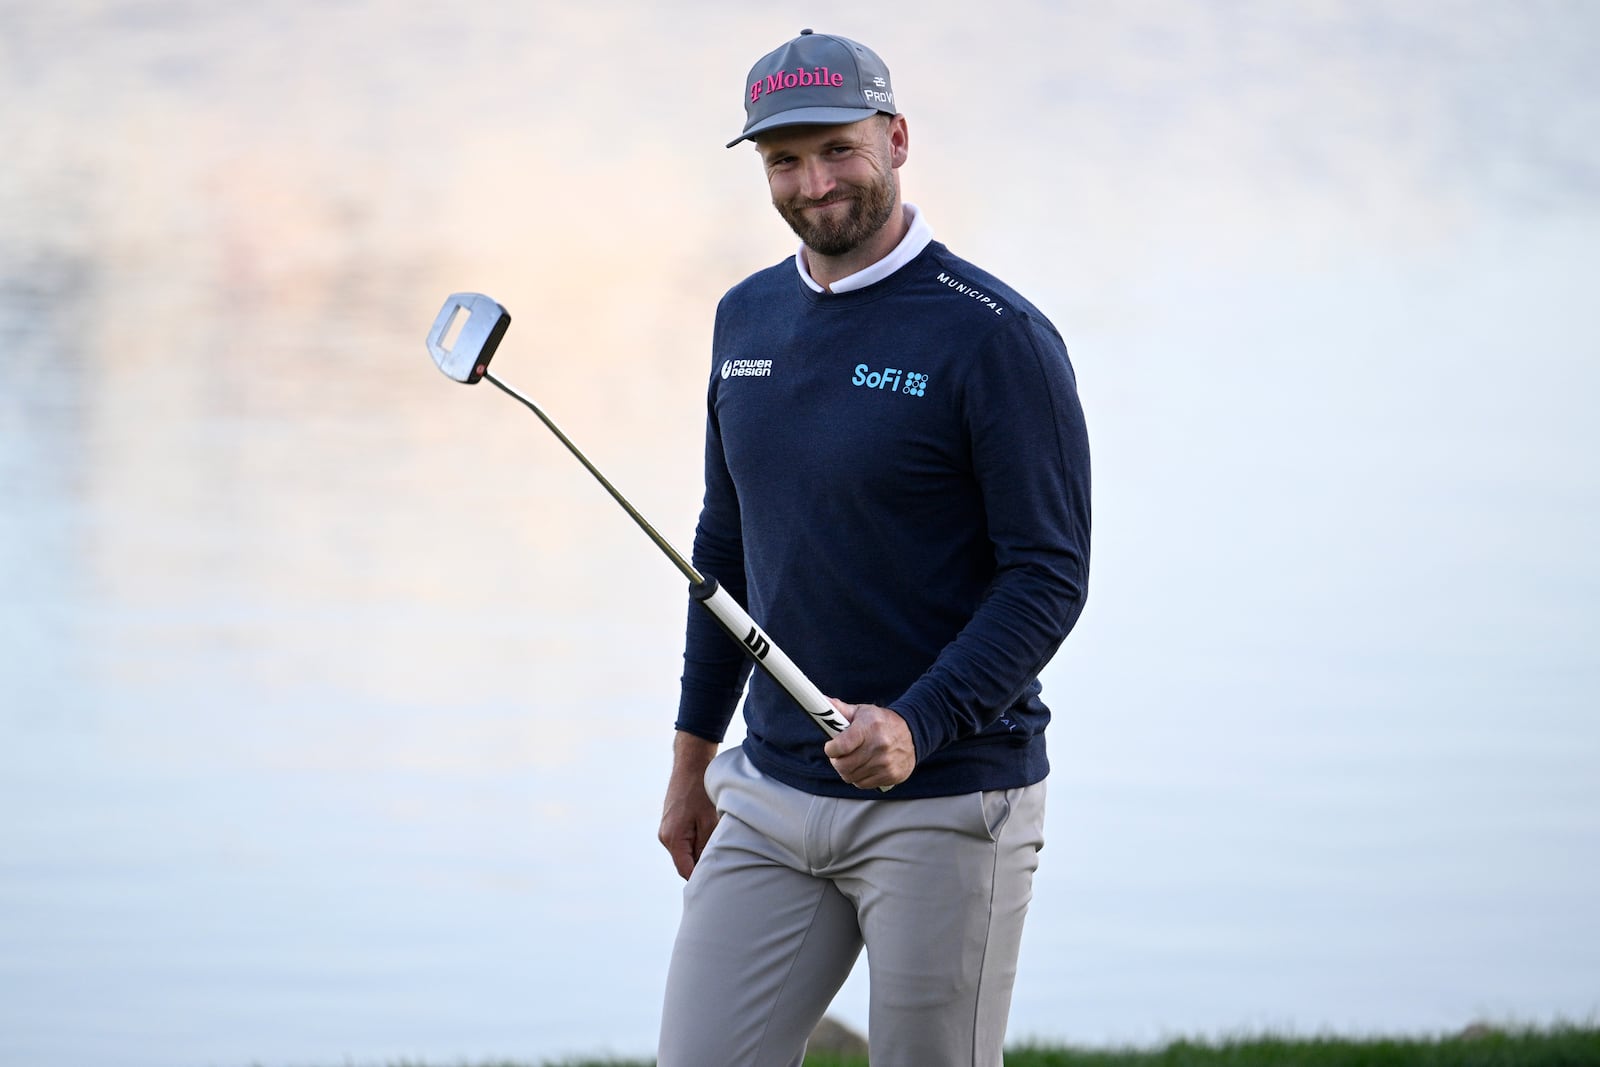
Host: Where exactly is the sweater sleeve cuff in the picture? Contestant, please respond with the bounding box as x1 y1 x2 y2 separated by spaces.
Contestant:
675 679 743 743
888 690 954 764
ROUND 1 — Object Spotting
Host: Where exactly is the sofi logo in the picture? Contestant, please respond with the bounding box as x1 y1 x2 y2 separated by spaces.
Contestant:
853 364 928 397
749 66 845 102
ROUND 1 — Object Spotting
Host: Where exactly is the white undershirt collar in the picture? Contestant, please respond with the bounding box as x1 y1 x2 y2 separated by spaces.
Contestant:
796 203 934 295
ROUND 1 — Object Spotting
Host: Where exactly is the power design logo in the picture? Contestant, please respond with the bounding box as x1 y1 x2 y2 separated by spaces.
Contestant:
853 364 928 397
722 359 773 379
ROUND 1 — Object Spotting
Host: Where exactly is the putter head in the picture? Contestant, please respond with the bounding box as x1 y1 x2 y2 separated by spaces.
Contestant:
427 292 511 384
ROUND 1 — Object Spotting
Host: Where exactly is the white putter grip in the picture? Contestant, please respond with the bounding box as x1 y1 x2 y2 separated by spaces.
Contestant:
691 578 891 791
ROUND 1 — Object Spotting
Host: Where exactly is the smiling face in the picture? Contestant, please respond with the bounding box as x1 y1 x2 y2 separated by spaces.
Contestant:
755 114 909 259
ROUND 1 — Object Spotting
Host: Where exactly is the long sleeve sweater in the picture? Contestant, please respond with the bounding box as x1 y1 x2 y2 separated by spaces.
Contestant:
675 238 1091 799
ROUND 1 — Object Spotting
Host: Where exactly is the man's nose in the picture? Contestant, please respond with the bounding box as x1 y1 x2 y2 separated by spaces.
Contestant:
798 157 835 200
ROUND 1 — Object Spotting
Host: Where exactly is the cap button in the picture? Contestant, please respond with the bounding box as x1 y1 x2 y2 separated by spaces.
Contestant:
800 27 813 34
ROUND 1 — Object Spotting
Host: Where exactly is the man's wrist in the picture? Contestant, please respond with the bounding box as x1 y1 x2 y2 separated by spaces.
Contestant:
672 729 719 766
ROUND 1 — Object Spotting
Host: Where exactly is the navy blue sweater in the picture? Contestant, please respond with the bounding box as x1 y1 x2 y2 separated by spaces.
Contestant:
676 240 1091 799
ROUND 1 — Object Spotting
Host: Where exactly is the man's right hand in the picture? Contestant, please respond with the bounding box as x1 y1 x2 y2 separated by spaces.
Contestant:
658 732 720 880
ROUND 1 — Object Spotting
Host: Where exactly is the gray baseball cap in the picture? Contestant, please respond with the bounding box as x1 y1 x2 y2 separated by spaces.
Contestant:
727 29 897 148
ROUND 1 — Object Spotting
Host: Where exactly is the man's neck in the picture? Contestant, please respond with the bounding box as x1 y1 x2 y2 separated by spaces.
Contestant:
802 202 911 291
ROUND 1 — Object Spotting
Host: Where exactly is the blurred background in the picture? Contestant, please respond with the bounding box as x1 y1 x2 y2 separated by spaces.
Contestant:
2 1 1596 1065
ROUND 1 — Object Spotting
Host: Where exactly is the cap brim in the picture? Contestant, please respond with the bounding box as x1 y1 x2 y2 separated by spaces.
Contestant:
726 106 884 148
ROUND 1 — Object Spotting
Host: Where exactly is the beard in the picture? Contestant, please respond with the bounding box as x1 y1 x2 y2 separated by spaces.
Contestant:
773 164 898 257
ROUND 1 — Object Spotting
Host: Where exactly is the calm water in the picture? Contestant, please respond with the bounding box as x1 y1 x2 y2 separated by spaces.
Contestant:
3 3 1598 1065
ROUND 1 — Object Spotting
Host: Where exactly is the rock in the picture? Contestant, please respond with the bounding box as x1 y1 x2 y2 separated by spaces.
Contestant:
808 1014 869 1057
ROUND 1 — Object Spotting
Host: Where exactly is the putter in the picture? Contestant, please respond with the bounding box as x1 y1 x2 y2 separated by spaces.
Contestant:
426 293 885 780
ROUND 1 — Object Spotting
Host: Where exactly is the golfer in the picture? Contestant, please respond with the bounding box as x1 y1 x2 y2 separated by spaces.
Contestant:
657 29 1091 1067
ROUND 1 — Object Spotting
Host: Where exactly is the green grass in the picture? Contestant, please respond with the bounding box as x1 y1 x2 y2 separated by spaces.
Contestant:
356 1024 1600 1067
998 1025 1600 1066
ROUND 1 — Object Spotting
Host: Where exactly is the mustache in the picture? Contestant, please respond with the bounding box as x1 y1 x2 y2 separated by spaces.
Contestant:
788 193 853 209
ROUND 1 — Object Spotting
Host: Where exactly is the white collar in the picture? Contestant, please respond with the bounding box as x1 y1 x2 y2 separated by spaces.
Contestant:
795 203 934 294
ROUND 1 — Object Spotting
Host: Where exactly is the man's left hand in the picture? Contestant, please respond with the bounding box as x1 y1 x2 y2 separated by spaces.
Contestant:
824 700 917 790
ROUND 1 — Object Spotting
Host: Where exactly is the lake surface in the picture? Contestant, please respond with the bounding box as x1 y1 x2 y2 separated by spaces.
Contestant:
3 3 1597 1065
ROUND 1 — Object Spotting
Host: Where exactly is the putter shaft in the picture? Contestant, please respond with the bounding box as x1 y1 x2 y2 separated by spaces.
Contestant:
483 373 703 586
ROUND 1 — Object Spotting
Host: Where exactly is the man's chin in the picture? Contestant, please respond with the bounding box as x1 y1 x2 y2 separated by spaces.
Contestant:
781 218 859 257
803 229 861 256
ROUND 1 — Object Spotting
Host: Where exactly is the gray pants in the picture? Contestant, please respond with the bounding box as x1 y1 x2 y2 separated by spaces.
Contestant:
658 748 1047 1067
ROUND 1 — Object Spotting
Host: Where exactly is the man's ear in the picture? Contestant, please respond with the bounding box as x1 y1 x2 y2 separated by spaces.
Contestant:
887 114 910 169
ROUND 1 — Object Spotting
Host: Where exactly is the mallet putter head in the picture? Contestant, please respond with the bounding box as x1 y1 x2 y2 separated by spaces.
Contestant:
427 292 511 384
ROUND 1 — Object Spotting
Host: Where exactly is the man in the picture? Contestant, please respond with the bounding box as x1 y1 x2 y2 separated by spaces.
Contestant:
657 28 1091 1067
